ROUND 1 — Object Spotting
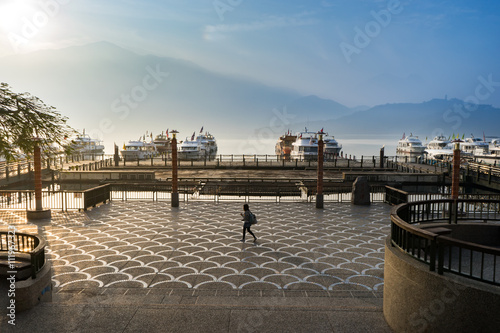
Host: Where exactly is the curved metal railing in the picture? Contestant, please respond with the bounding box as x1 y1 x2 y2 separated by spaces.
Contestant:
391 199 500 285
0 231 46 279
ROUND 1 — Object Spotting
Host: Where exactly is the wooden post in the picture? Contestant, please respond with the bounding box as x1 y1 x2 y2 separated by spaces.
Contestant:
171 130 179 207
34 145 42 210
27 141 51 219
316 132 324 209
114 144 119 167
380 147 385 168
451 143 460 200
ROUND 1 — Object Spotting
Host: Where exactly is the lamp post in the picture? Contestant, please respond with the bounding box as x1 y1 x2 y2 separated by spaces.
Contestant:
170 130 179 207
27 138 51 219
316 130 324 209
451 140 462 200
450 139 463 224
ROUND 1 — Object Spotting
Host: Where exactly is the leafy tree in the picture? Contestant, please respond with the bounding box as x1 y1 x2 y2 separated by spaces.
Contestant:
0 83 74 161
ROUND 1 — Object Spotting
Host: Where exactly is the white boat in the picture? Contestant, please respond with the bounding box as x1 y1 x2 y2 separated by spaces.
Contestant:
153 132 172 154
424 135 454 160
69 132 105 157
290 129 318 161
474 138 500 165
120 139 157 161
397 134 426 155
178 130 217 160
323 135 342 159
460 136 489 156
290 129 342 161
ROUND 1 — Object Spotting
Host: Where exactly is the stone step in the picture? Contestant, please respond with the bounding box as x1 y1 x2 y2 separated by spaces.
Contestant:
50 287 384 311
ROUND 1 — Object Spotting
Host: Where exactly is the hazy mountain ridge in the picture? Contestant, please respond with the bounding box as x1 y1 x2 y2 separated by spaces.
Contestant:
303 98 500 138
0 42 498 154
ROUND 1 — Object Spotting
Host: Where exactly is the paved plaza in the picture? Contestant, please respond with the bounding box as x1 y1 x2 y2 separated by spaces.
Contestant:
0 201 393 332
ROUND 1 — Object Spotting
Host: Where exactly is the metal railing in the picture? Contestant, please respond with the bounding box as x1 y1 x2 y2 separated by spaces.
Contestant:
108 182 386 203
384 186 500 206
84 184 111 210
0 154 114 181
385 186 409 205
110 154 398 169
0 185 110 211
391 199 500 285
0 231 46 279
0 180 388 207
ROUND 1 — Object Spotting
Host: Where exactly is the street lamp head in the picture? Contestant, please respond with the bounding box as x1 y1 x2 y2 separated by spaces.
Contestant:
317 129 325 140
170 130 179 139
451 139 463 150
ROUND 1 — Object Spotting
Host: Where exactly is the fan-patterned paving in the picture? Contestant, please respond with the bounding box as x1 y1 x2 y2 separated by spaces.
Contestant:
0 201 391 291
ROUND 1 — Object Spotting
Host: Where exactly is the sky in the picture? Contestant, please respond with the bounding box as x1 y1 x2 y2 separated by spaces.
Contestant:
1 0 500 109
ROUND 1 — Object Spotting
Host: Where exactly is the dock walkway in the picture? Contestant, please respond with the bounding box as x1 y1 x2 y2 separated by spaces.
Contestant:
0 201 392 332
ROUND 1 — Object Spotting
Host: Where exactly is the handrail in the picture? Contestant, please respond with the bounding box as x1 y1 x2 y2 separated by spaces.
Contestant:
391 199 500 285
0 231 46 279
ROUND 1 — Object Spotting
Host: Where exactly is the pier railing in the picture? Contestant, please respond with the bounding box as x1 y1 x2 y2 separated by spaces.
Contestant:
108 182 387 203
384 186 409 205
114 154 390 169
391 199 500 286
0 154 114 182
0 185 110 212
384 185 500 206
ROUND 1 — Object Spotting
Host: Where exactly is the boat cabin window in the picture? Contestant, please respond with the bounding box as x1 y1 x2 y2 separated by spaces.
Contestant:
299 146 318 153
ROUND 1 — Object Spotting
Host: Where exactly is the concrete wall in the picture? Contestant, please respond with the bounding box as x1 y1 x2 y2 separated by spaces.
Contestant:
60 171 155 181
15 262 52 312
343 172 440 183
384 237 500 333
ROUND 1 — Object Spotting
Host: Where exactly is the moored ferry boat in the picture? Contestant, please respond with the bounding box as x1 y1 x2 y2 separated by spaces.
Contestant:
424 135 453 160
290 129 318 161
397 134 426 154
275 131 297 160
178 129 217 160
153 131 172 154
396 133 425 163
69 131 105 157
120 138 157 161
323 135 342 159
460 135 489 156
473 138 500 165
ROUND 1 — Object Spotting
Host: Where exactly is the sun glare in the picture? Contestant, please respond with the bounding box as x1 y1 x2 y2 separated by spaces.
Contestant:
0 1 35 32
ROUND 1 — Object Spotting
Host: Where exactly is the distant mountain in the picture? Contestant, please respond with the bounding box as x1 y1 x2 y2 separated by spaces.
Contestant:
303 98 500 138
1 42 497 155
0 42 301 143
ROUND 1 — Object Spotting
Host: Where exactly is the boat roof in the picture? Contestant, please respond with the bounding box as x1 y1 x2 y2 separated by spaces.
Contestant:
400 136 423 143
125 140 154 147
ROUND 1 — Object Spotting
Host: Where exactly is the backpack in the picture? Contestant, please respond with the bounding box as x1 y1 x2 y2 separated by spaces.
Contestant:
249 212 258 224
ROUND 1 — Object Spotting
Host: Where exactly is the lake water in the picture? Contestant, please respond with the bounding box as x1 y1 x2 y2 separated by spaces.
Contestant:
103 134 401 158
216 134 399 157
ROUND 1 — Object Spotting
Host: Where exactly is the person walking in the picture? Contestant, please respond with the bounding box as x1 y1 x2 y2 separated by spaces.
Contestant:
240 204 257 242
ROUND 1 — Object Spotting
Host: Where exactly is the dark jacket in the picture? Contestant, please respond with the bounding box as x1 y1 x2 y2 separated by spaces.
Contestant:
242 210 252 228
